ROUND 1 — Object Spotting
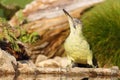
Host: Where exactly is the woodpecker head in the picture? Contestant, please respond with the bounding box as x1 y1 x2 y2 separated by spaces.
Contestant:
63 9 82 33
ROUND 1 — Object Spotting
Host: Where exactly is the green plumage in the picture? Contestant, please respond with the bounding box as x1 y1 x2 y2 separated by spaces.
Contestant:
63 9 94 67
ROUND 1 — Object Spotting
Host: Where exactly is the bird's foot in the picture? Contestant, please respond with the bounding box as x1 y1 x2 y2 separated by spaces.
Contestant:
66 64 72 72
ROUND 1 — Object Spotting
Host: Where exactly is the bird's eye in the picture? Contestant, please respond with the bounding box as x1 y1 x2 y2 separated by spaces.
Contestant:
73 18 81 24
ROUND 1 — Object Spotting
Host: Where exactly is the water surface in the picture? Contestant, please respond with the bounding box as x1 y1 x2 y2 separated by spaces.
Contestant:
0 74 120 80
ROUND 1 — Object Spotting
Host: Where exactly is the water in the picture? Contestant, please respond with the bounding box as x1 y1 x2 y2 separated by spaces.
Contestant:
0 74 120 80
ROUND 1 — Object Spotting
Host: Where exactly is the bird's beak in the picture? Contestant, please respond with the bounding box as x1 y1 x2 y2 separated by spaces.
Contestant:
63 9 76 29
63 9 73 20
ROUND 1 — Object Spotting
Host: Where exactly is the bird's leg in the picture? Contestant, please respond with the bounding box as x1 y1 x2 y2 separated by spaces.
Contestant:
87 54 96 68
66 59 72 72
87 61 97 68
87 60 95 68
87 58 98 68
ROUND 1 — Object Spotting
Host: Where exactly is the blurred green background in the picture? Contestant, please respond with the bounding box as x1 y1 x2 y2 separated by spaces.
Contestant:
81 0 120 67
0 0 32 19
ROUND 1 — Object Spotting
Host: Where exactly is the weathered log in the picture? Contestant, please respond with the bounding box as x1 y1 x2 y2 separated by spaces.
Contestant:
9 0 104 26
36 67 120 76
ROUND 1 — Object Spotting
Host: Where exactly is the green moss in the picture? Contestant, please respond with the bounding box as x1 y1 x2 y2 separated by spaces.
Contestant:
18 27 40 43
0 17 40 52
81 0 120 67
0 0 33 19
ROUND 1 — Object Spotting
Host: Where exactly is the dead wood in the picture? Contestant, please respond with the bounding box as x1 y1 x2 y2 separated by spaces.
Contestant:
36 66 120 77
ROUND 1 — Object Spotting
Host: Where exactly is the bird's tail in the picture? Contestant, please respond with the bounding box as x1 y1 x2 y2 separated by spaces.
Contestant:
72 56 98 68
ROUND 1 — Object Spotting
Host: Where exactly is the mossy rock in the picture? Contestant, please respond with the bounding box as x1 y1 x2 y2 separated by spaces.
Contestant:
81 0 120 67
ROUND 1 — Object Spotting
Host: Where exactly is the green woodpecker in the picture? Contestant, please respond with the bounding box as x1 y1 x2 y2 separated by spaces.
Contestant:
63 9 95 68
